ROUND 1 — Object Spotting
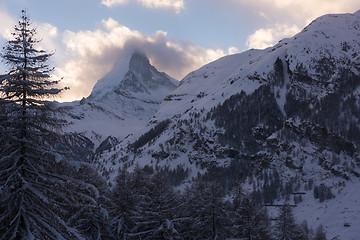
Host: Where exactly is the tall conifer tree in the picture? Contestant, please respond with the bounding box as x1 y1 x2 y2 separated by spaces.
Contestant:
0 10 96 239
276 203 301 240
233 196 272 240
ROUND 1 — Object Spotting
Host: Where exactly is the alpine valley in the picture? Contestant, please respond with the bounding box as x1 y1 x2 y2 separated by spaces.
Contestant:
61 11 360 239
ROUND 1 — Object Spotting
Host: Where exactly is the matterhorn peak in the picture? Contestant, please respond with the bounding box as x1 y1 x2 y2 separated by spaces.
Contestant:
63 49 178 143
128 51 151 71
88 50 177 103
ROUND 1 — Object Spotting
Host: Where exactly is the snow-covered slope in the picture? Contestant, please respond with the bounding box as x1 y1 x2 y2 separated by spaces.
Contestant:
93 11 360 239
98 10 360 164
294 179 360 240
61 50 178 147
155 10 360 122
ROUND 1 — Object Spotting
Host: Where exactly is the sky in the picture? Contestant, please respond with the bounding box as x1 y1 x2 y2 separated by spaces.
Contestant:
0 0 360 101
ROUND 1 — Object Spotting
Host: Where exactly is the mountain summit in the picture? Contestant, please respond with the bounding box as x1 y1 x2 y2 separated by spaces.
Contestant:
62 50 178 144
88 50 178 111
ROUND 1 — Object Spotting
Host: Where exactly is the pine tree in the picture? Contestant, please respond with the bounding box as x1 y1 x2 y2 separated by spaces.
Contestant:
181 180 230 239
232 181 243 210
130 171 181 240
298 220 312 240
276 203 302 240
67 204 113 240
233 196 272 240
313 225 326 240
67 166 114 240
111 167 138 239
0 10 97 239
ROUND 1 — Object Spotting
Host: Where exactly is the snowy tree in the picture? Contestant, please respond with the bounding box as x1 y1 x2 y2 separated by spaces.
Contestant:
232 180 244 210
67 204 113 240
111 167 138 239
67 166 114 239
181 180 230 239
0 10 97 239
130 171 181 240
233 196 272 240
276 203 304 240
298 220 313 240
313 225 326 240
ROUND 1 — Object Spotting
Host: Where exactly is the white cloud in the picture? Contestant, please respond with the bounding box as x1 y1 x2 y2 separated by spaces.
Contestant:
63 19 142 58
246 24 300 49
232 0 360 24
101 0 129 7
137 0 184 13
0 10 14 74
37 23 60 53
0 9 15 39
101 0 184 13
57 18 224 101
228 46 239 55
40 23 58 38
230 0 360 49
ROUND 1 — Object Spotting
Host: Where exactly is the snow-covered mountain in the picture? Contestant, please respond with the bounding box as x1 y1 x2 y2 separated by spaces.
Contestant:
92 11 360 239
97 10 360 173
88 50 178 112
61 50 178 148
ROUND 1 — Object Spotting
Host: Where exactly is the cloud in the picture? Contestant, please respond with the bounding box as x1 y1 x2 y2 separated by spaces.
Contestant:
137 0 185 13
57 18 225 101
101 0 129 7
230 0 360 49
37 23 60 53
233 0 360 24
0 9 15 39
246 24 301 49
101 0 184 14
228 46 239 55
0 9 14 74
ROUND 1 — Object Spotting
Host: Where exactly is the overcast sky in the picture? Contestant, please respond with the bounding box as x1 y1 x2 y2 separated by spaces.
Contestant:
1 0 360 101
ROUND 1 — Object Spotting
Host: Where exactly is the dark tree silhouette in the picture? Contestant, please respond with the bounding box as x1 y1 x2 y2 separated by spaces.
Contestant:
0 10 97 239
313 225 326 240
130 171 181 240
181 180 230 239
233 196 272 240
276 203 303 240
